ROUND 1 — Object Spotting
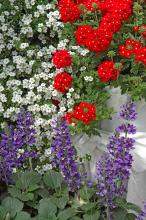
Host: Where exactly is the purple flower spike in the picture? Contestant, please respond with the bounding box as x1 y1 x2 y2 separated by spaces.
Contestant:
0 111 37 184
96 101 137 208
119 101 138 121
51 119 81 191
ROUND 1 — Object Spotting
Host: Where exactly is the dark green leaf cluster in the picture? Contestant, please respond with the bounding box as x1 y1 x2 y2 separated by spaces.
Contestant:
0 171 142 220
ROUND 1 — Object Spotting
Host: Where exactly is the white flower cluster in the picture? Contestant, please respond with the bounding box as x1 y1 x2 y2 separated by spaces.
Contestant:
0 0 65 172
84 76 94 82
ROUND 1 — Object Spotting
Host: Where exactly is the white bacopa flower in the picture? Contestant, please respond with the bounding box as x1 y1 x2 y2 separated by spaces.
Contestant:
43 164 52 171
80 66 86 71
20 43 29 49
67 93 71 99
84 76 89 81
44 149 51 157
69 88 74 93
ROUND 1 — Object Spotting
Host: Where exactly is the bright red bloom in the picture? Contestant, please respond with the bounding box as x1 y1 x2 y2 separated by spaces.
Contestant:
53 72 73 93
58 0 81 23
64 113 76 124
73 102 96 125
109 1 132 20
100 13 122 33
75 25 94 46
97 61 120 82
52 49 72 69
119 39 141 58
85 27 113 54
133 26 139 32
135 47 146 66
119 45 133 58
139 25 146 38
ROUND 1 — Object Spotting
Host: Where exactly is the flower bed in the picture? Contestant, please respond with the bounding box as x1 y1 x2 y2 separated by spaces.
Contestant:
0 0 146 219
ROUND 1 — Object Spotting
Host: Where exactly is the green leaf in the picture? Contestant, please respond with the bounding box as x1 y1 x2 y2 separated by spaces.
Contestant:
81 203 96 211
127 202 141 213
43 170 63 189
69 217 82 220
112 208 127 220
83 212 100 220
2 197 23 218
51 194 69 209
14 171 41 191
8 186 34 201
79 186 95 201
4 213 11 220
14 211 32 220
58 208 76 220
126 213 137 220
0 206 6 220
38 198 57 218
36 189 50 198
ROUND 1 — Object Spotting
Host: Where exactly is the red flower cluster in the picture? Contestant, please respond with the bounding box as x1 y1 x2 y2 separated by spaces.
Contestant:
58 0 82 23
53 72 73 93
52 49 72 69
76 25 94 46
119 38 146 65
133 25 146 39
65 102 96 125
97 61 120 82
119 39 141 58
74 0 133 54
135 47 146 66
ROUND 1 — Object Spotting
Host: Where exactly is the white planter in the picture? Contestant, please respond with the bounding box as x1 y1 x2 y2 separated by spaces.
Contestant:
73 87 146 208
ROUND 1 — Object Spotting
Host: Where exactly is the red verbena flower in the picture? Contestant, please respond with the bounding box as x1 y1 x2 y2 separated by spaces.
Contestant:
75 25 94 46
58 0 81 23
85 27 113 54
53 72 73 93
73 102 96 124
52 49 72 69
135 47 146 66
119 39 141 58
64 113 77 124
97 61 120 82
139 25 146 39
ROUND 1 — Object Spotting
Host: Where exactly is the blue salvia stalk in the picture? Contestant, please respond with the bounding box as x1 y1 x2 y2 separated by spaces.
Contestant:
0 111 37 184
51 119 81 191
96 101 137 219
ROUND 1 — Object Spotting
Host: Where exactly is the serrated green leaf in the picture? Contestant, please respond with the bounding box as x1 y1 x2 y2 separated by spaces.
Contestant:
69 217 82 220
38 198 57 218
79 186 95 201
2 197 23 218
112 208 127 220
14 171 41 191
126 213 137 220
58 208 76 220
51 194 69 209
8 186 34 201
81 203 96 211
83 212 100 220
43 170 63 189
0 206 6 220
14 211 32 220
127 202 141 213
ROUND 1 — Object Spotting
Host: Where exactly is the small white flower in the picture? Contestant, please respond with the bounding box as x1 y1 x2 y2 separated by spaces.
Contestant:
20 43 29 50
69 88 74 93
12 168 17 173
80 66 86 71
